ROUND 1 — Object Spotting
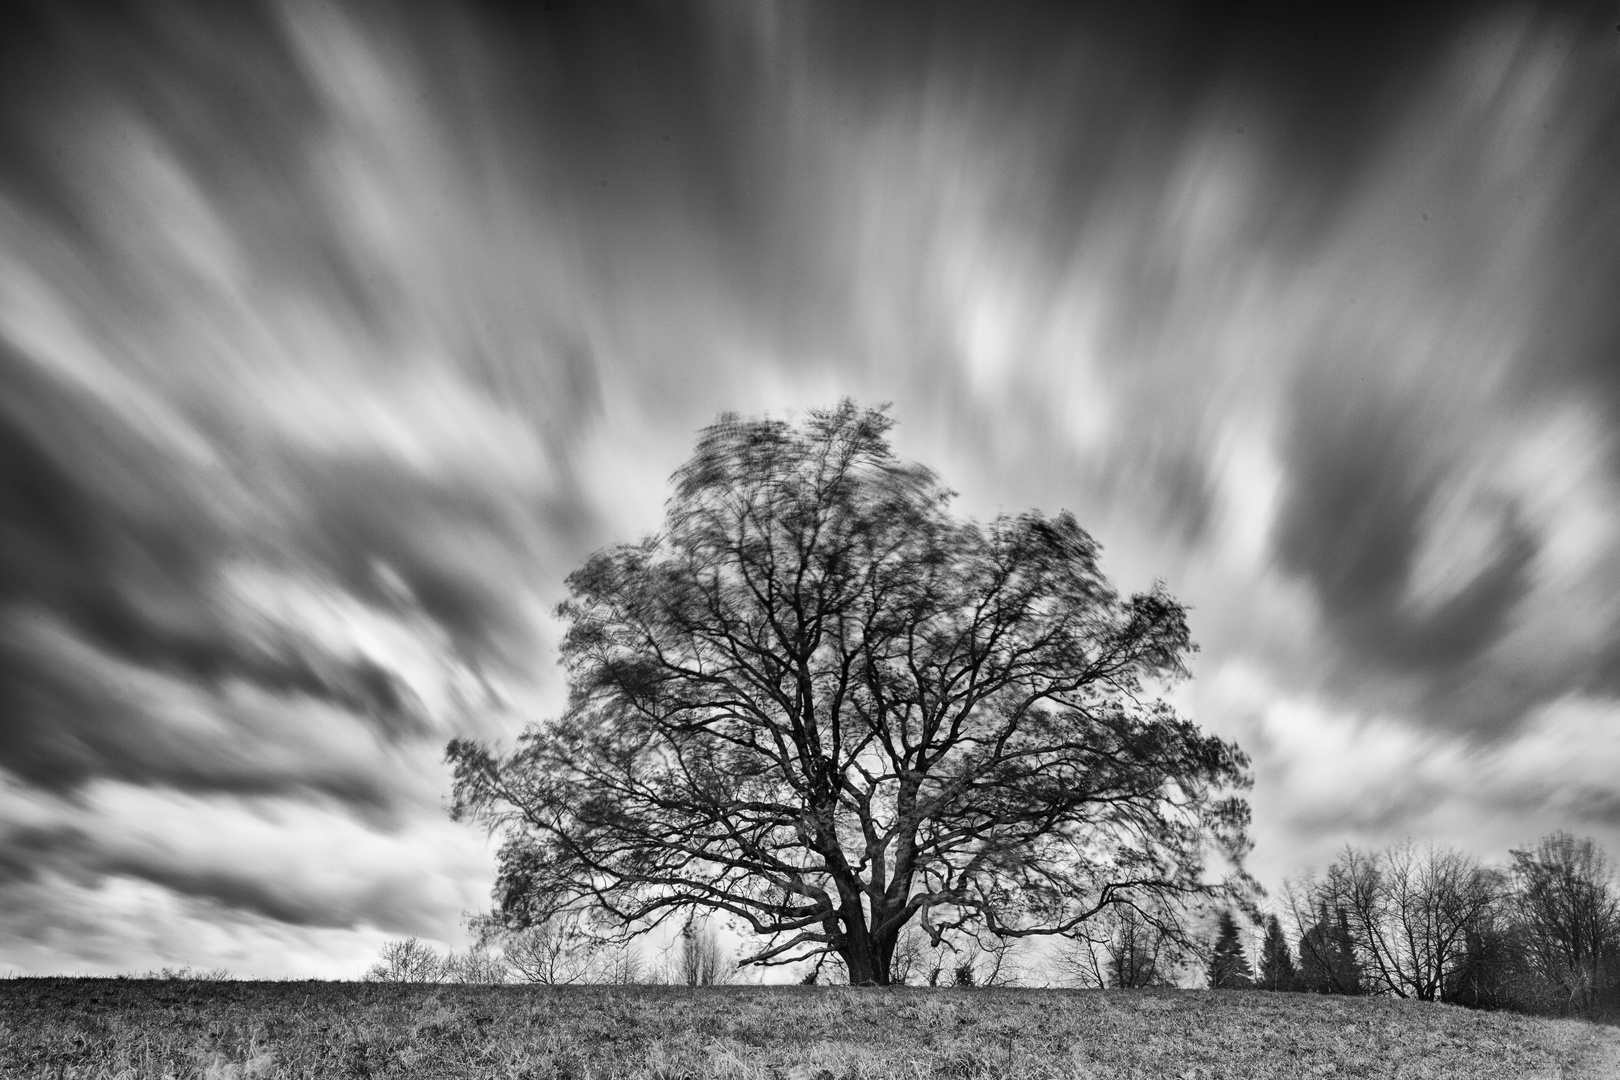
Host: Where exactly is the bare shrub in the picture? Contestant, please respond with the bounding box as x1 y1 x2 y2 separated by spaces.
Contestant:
948 935 1021 987
473 911 646 985
141 966 234 981
442 944 509 984
500 920 597 986
364 938 446 983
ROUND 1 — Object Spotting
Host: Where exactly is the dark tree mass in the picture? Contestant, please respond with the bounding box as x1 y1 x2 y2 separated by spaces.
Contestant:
1207 910 1255 989
449 402 1251 985
1257 913 1299 992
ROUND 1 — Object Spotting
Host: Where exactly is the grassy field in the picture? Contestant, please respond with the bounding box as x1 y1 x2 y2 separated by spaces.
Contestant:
2 979 1617 1079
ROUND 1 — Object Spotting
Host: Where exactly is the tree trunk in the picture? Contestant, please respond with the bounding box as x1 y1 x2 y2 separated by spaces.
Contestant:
840 940 893 985
837 921 899 986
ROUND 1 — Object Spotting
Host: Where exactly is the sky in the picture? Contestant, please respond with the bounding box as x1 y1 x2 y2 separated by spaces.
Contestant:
1 0 1619 980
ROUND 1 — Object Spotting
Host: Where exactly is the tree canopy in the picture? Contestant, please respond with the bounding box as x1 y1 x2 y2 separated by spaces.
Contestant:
448 401 1252 985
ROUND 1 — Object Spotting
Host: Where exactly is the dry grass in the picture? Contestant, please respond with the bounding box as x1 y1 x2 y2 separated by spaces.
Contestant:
2 979 1617 1079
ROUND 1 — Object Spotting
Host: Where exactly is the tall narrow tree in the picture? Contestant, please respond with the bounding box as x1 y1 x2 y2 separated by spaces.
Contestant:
448 402 1252 985
1257 913 1297 991
1207 910 1255 989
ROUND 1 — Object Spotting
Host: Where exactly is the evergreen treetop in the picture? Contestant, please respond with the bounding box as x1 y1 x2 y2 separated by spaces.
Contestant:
1207 910 1255 989
1257 913 1298 991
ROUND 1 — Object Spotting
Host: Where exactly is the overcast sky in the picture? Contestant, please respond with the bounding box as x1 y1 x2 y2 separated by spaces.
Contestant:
2 1 1619 979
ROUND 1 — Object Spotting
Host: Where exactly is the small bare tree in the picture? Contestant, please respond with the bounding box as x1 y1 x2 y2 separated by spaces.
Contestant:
1108 903 1178 988
1053 924 1112 989
594 940 645 986
677 915 732 986
1056 902 1181 988
500 918 600 986
365 938 446 983
888 924 932 986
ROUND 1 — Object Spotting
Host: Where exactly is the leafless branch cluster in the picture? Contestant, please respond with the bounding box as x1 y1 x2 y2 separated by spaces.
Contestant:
1272 832 1620 1019
364 937 453 984
1290 840 1501 1001
1053 901 1186 988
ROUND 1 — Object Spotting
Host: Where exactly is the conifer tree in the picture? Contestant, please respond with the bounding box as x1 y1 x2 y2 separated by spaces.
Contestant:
1298 902 1364 994
1207 910 1255 989
1257 913 1297 991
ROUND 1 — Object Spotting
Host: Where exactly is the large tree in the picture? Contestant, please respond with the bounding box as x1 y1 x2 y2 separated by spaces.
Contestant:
447 402 1252 985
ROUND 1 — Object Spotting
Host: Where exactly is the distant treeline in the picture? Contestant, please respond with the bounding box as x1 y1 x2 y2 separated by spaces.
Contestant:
1216 832 1620 1023
363 830 1620 1022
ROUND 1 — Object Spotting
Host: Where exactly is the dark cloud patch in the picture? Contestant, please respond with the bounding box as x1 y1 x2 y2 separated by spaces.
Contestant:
1272 374 1537 688
777 2 1515 258
0 815 445 936
1289 780 1449 837
1583 630 1620 701
1563 786 1620 831
270 448 592 670
1090 442 1220 550
0 824 84 888
94 857 438 935
0 348 503 801
0 625 412 810
1513 22 1620 475
0 0 361 317
412 4 1482 372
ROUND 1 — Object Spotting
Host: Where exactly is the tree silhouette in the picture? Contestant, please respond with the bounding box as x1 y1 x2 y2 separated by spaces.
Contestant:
364 937 446 983
1297 902 1364 995
1256 913 1298 991
1324 841 1502 1002
1207 910 1254 989
1511 832 1620 1015
448 402 1252 985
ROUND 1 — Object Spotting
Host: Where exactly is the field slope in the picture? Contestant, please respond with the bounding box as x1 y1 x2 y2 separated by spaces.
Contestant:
2 979 1617 1079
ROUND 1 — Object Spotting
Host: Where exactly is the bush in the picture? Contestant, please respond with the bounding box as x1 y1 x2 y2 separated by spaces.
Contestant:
364 938 445 983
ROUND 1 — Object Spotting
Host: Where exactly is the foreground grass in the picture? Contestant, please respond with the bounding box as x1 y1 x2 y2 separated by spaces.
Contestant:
2 980 1618 1079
